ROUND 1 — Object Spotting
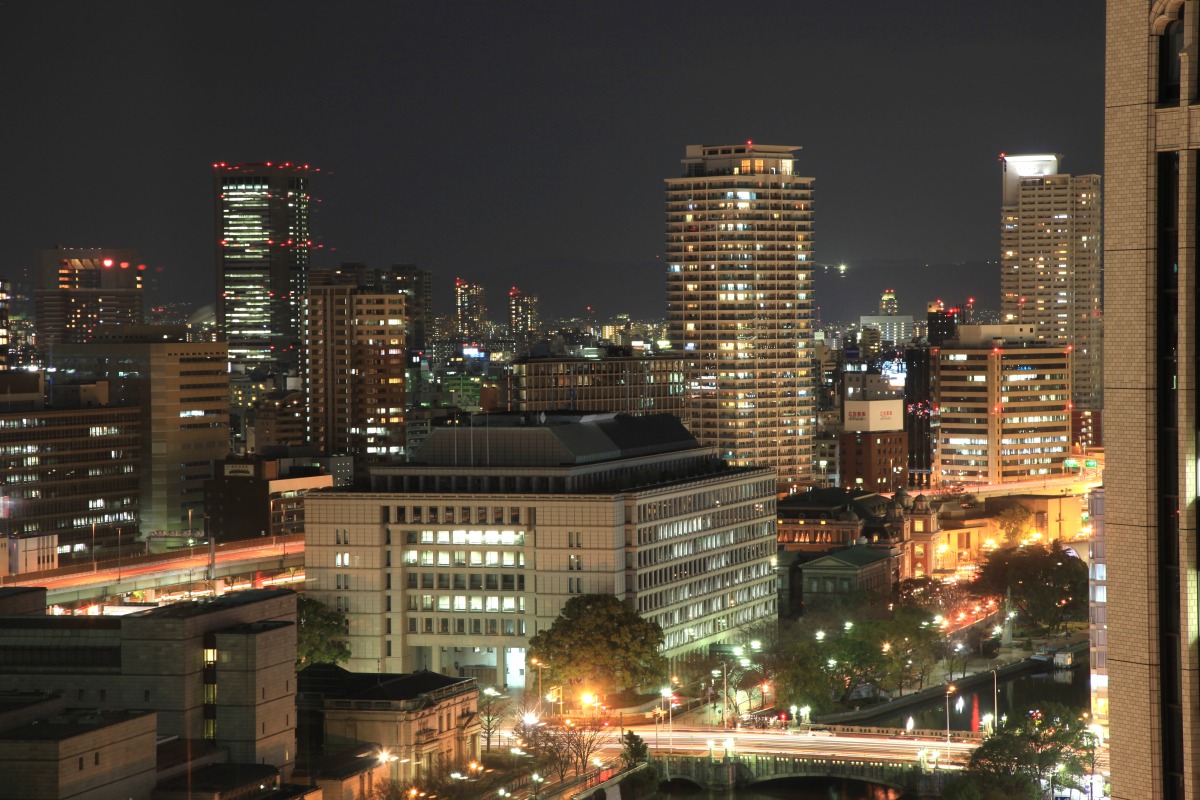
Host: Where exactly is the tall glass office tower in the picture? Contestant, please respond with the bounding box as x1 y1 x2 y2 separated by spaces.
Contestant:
214 162 314 372
665 143 815 490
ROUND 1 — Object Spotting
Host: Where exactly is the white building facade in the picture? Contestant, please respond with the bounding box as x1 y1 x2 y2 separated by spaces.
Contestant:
305 413 778 686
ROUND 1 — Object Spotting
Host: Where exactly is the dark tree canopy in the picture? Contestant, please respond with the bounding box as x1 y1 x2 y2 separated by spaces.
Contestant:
969 541 1088 634
296 594 351 667
528 594 667 694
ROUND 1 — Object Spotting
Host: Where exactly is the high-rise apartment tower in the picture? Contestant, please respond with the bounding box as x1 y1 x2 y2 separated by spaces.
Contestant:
999 154 1102 410
1106 6 1198 799
214 162 314 373
454 278 486 339
665 143 815 490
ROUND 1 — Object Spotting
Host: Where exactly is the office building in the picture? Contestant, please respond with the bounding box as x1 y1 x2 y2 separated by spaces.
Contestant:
53 333 230 535
926 300 961 346
213 162 314 372
306 273 407 474
504 353 687 420
0 701 158 800
304 412 778 683
839 397 907 492
1105 9 1194 797
33 246 143 358
903 344 937 488
204 456 333 542
859 315 914 347
1000 154 1103 410
934 325 1071 485
879 289 899 316
0 589 297 776
0 372 140 562
508 286 540 357
665 143 815 490
454 278 486 340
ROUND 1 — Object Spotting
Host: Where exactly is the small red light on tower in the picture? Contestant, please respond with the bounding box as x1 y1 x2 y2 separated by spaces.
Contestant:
102 259 114 268
119 261 129 268
137 264 146 271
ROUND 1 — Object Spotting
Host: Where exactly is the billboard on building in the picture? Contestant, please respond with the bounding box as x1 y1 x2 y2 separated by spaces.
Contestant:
845 399 904 431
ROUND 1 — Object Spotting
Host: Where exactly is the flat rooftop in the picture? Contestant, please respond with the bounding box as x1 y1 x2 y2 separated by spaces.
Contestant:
0 709 153 741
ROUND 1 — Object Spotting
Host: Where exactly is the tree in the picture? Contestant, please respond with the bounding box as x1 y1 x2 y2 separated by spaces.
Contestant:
296 594 350 667
527 594 667 694
620 730 649 765
955 702 1092 799
996 505 1034 544
970 541 1088 634
478 687 509 752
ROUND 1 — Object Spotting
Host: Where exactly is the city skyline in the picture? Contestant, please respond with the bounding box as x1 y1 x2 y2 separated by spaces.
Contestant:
1 2 1102 322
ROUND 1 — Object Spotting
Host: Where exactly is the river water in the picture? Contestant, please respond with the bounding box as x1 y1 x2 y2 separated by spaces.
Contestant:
654 660 1091 799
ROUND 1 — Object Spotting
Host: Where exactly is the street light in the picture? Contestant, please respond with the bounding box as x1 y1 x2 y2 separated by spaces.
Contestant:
989 667 999 729
529 657 545 708
661 687 674 753
944 684 957 762
530 773 544 799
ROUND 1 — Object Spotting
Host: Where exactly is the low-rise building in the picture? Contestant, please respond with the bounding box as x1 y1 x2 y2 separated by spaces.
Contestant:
0 706 157 800
299 665 479 785
0 589 297 776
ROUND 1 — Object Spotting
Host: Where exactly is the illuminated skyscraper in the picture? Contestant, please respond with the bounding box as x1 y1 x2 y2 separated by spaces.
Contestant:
508 286 540 357
879 289 898 316
666 143 815 490
999 154 1102 409
1106 6 1196 798
213 162 314 372
33 246 143 358
454 278 486 339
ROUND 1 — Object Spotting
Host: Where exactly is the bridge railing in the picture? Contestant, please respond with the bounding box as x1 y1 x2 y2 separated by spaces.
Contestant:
652 754 955 794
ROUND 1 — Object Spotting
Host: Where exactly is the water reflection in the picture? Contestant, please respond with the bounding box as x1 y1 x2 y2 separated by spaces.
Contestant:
863 661 1090 732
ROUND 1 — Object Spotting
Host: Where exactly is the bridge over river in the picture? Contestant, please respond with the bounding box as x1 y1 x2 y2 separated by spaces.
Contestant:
633 725 978 798
650 753 955 798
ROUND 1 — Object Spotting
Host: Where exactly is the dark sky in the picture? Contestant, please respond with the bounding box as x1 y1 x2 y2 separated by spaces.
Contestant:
1 2 1103 323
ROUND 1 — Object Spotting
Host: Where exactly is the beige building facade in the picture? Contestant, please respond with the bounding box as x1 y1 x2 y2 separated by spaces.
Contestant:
1105 3 1198 798
665 143 816 491
934 325 1071 485
999 155 1103 410
304 413 778 686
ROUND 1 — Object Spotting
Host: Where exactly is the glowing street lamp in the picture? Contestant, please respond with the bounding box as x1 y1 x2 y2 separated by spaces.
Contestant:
944 685 957 761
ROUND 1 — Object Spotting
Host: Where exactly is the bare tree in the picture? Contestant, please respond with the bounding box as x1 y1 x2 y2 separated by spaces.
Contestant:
478 687 510 752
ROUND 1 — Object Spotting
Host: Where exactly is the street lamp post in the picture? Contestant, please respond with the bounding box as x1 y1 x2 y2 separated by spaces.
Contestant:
944 685 957 762
530 657 545 709
661 687 674 753
990 667 999 729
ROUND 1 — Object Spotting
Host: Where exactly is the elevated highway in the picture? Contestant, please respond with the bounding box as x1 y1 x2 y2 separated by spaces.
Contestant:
0 534 305 608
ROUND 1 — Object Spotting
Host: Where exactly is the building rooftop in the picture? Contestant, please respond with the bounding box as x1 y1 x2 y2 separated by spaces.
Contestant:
410 412 699 466
299 664 474 704
800 545 894 570
0 709 153 741
139 588 295 619
155 762 279 792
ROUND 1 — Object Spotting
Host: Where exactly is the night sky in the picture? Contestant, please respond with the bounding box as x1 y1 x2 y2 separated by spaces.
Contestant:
1 2 1103 323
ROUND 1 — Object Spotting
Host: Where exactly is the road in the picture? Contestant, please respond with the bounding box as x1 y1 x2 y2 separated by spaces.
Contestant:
627 724 975 765
5 538 302 593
